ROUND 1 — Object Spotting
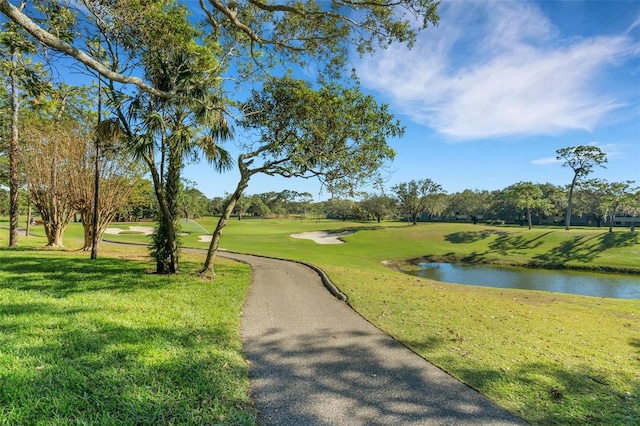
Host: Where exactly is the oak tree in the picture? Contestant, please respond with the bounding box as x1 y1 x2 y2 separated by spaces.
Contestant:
201 77 402 273
392 179 443 225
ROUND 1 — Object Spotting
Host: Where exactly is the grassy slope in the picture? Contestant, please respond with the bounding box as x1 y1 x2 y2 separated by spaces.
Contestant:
0 229 256 425
186 218 639 425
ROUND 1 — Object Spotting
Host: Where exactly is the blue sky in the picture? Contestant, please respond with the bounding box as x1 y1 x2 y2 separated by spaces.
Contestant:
184 0 640 200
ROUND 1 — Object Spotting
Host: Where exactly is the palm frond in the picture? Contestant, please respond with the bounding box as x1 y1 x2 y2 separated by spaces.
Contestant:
95 118 123 151
197 133 234 173
127 134 154 160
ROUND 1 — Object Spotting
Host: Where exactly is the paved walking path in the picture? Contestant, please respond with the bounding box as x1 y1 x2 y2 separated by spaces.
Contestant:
220 252 527 426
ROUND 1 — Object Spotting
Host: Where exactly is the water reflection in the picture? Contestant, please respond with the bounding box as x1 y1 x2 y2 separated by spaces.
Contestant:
403 262 640 299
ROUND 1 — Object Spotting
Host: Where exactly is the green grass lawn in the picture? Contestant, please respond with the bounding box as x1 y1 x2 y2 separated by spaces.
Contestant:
180 218 638 425
0 230 256 425
5 217 640 424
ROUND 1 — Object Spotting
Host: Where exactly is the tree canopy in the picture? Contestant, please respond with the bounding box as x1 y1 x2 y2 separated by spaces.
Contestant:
201 76 403 273
1 0 439 273
0 0 440 97
392 179 443 225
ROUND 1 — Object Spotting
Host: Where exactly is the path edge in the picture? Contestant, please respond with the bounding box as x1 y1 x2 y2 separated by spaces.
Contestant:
219 250 348 302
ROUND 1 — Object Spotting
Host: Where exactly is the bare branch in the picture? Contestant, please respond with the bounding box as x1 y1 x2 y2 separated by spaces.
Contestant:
247 0 302 13
207 0 266 46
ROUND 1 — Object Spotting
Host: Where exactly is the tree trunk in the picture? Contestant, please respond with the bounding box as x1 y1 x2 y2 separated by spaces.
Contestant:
82 217 93 250
527 207 532 230
9 51 19 247
201 157 252 275
145 154 179 274
165 148 182 273
90 161 100 258
564 174 578 231
44 221 64 247
91 87 101 260
25 205 31 237
609 214 615 233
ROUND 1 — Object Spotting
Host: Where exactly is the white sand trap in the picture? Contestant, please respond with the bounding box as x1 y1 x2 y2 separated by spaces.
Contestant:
290 230 354 244
198 235 213 242
104 226 155 235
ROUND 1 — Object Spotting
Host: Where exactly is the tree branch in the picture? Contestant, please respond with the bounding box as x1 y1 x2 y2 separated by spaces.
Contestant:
0 0 174 99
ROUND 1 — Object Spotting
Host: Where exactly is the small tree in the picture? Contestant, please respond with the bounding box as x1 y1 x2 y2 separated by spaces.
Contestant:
247 195 271 218
116 178 157 222
69 119 144 251
326 198 361 221
556 145 607 230
20 87 86 247
360 194 397 223
446 189 491 223
575 179 608 227
535 183 566 225
600 180 638 232
234 195 251 221
178 182 210 219
505 182 544 230
201 77 402 274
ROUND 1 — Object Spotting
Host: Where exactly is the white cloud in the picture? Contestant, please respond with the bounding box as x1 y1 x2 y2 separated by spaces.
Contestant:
532 156 561 165
356 0 639 140
627 15 640 34
597 142 632 161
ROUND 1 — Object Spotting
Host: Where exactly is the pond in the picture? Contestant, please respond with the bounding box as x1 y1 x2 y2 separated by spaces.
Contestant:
401 262 640 299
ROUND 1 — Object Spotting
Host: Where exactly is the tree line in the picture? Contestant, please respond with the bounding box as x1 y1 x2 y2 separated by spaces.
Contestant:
185 146 640 232
2 143 637 250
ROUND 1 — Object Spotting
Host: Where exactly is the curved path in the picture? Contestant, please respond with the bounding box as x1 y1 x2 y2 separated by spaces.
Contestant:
219 252 526 426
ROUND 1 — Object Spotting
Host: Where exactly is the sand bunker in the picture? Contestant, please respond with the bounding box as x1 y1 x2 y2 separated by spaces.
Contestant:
103 226 353 245
290 231 354 245
105 225 211 241
104 226 155 235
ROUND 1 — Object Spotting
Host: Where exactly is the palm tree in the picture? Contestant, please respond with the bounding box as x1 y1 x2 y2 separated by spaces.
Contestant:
108 50 232 273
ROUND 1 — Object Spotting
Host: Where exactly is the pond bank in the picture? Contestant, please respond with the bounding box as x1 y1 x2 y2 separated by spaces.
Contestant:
385 254 640 276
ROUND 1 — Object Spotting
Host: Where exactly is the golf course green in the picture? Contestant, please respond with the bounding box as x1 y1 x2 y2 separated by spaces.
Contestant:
2 218 639 425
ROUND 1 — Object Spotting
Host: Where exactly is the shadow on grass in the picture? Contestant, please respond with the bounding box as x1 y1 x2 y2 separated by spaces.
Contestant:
489 231 553 254
445 230 551 254
0 255 166 296
443 230 638 268
0 244 51 252
455 362 639 425
445 230 504 244
531 232 639 267
0 312 253 424
0 257 256 424
328 225 386 234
